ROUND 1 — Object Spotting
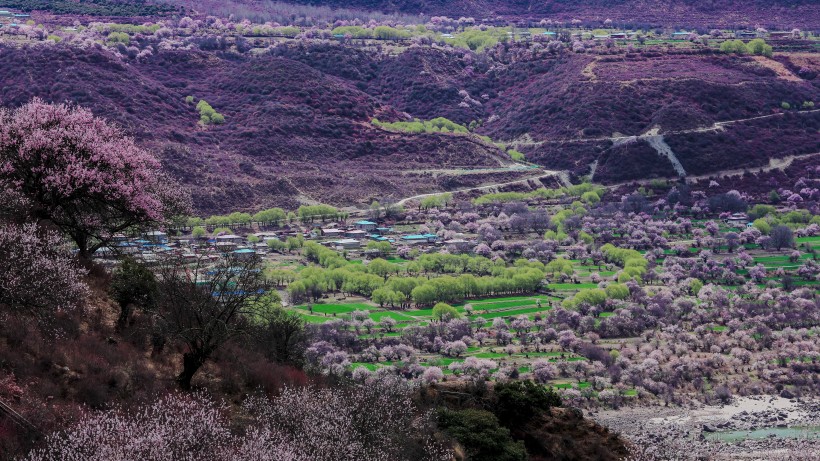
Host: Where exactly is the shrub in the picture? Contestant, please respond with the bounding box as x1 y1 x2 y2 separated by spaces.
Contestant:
508 149 525 161
432 302 460 321
747 38 772 57
24 393 234 461
109 257 157 331
106 31 129 45
493 380 561 427
196 99 225 125
719 40 747 54
437 408 527 461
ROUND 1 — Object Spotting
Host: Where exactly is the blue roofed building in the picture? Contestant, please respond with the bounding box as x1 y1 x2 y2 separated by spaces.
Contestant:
401 233 438 244
232 248 256 259
354 220 377 231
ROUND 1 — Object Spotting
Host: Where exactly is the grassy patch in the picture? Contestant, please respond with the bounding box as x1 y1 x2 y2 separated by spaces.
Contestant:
472 306 552 319
547 283 600 291
296 303 371 314
369 311 416 322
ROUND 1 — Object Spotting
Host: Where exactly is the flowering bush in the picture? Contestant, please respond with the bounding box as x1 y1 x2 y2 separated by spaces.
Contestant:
0 223 87 320
25 393 234 461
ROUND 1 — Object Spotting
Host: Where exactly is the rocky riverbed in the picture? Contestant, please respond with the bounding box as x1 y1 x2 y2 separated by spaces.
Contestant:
591 396 820 460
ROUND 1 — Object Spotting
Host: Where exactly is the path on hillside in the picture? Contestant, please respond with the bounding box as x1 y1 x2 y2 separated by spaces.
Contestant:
602 151 820 189
400 164 539 175
644 128 687 177
508 109 820 147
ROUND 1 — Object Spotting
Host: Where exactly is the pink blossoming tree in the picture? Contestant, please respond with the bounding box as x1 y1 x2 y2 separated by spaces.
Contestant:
0 99 189 259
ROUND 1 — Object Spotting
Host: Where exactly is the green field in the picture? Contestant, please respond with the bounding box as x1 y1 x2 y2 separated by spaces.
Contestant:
369 311 416 322
295 303 372 314
547 283 600 291
472 306 552 319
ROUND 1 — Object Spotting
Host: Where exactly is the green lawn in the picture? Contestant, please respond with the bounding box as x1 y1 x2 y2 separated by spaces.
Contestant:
470 295 552 303
472 306 552 319
369 311 416 322
351 362 380 371
554 381 591 389
296 303 372 315
404 309 435 318
468 298 552 311
295 312 334 323
547 283 600 290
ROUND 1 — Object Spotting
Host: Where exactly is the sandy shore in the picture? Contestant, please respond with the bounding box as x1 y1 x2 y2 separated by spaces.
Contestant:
591 395 820 460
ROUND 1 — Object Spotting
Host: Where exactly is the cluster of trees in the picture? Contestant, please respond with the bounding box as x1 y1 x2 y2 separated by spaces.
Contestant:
186 203 351 229
473 183 606 206
373 117 470 134
298 242 553 306
25 377 449 461
331 25 412 40
194 99 225 125
719 38 773 57
296 204 344 222
288 258 546 307
419 193 454 210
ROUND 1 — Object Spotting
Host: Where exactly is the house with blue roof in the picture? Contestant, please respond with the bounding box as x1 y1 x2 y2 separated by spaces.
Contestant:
232 248 256 260
354 220 377 231
401 233 438 244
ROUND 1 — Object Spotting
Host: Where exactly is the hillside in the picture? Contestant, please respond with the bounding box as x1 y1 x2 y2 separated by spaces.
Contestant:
2 40 816 210
169 0 820 28
272 43 819 184
0 45 523 213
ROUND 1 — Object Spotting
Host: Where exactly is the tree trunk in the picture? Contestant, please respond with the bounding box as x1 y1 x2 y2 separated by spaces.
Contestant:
177 351 207 390
74 233 91 264
115 303 132 332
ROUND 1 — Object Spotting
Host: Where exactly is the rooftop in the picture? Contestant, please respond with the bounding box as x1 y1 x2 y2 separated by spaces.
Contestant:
402 233 438 240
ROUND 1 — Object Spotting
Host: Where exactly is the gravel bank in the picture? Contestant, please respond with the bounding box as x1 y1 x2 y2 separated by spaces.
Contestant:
591 396 820 460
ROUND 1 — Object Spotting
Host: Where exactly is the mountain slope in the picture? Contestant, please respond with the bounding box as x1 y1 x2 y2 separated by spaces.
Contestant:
0 45 517 212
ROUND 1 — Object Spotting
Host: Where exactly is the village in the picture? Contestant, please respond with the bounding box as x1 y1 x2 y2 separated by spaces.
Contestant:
93 217 448 265
93 208 760 267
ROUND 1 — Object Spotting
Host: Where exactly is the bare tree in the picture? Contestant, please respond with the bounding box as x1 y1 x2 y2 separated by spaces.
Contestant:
770 225 794 251
153 254 269 390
